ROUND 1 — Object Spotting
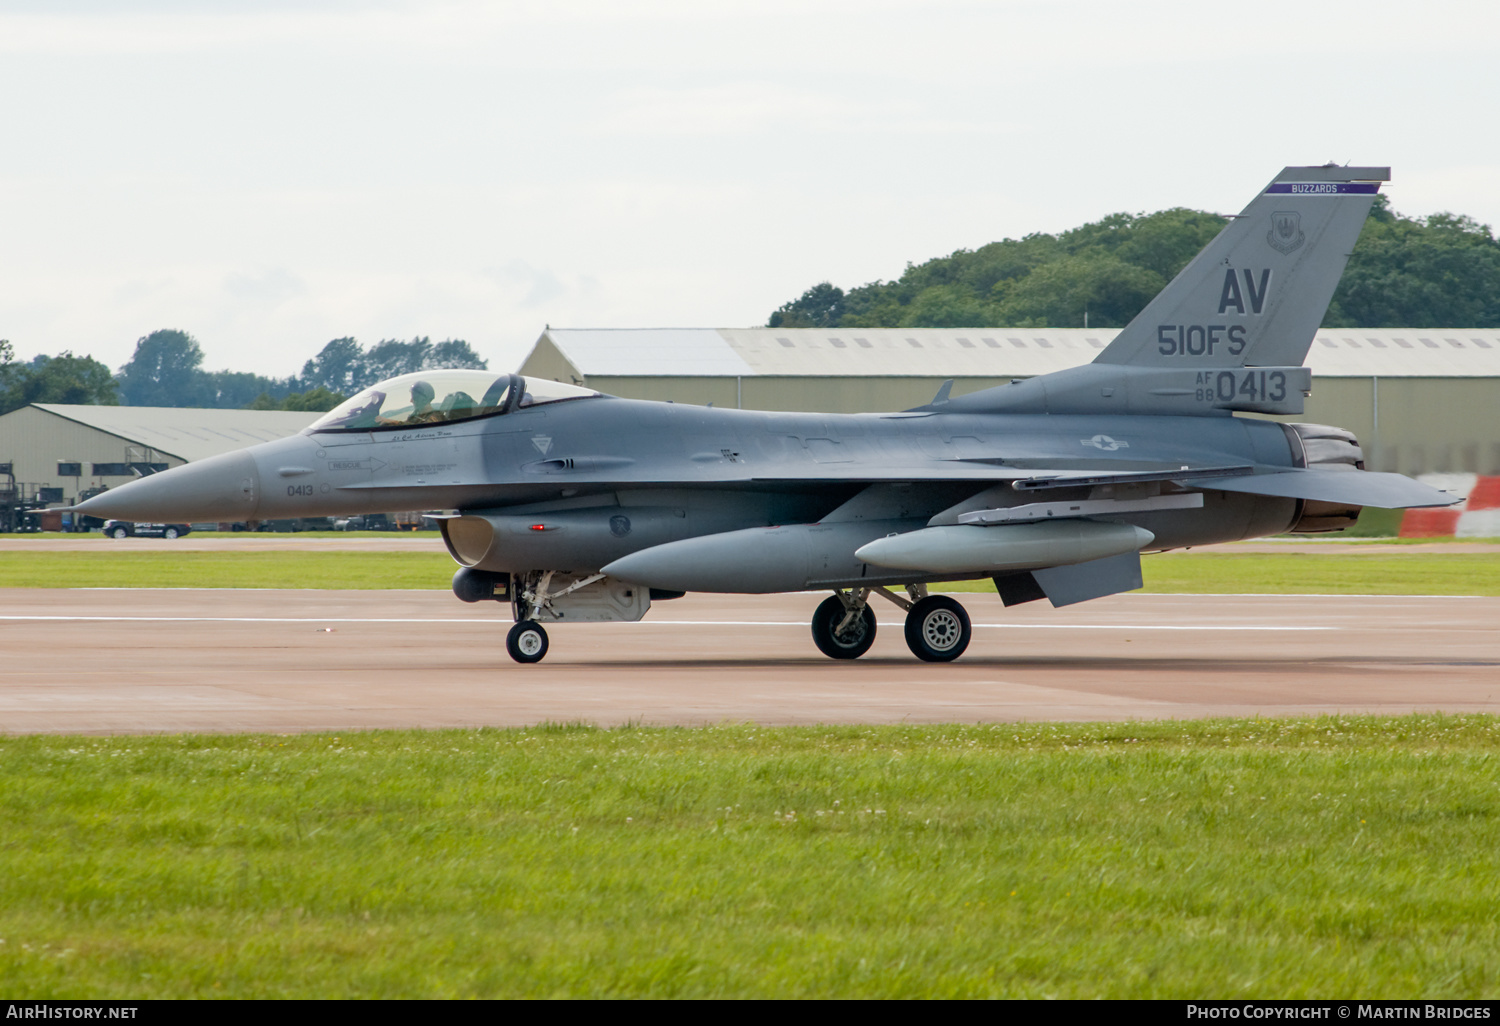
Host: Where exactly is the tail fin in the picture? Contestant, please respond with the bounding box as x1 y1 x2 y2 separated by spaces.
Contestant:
1093 165 1387 369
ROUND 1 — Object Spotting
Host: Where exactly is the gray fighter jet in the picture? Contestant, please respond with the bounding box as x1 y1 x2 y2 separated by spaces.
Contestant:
74 165 1456 663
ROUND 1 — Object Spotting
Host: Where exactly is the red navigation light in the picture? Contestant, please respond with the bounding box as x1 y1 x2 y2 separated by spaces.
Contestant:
529 524 547 531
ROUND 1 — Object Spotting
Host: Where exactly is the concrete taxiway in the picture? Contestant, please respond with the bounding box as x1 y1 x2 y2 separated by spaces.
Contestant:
1 588 1495 734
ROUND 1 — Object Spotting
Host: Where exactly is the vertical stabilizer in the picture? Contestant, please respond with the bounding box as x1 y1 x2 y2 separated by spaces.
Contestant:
1093 165 1387 369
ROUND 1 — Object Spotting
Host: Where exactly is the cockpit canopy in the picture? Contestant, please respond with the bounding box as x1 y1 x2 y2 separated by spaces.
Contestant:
306 371 600 433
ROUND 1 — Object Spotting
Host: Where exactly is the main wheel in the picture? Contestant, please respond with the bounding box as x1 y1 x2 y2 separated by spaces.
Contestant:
904 595 972 662
506 620 549 664
810 595 877 660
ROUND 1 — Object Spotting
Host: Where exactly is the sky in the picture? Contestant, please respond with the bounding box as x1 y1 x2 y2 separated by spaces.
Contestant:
2 0 1497 380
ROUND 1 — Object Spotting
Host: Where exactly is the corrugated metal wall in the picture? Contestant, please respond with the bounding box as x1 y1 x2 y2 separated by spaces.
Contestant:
0 407 187 502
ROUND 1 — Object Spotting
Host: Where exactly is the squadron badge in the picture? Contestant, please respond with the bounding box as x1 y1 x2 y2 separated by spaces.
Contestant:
1267 210 1305 254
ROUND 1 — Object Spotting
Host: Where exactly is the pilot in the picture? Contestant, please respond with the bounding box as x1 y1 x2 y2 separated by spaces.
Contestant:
377 380 438 426
409 380 437 421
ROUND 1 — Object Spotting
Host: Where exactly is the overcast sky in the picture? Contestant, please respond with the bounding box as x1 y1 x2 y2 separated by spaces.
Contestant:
2 0 1496 379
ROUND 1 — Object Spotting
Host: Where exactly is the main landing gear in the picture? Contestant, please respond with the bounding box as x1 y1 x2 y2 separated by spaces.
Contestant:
810 586 973 663
811 592 877 659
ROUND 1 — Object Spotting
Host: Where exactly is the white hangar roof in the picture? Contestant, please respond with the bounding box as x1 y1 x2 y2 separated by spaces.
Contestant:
32 404 319 463
532 328 1500 379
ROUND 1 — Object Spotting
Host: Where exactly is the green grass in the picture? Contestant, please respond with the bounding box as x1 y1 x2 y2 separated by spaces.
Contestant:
1 717 1496 998
0 551 456 589
1346 505 1406 537
943 552 1500 596
1138 553 1500 595
2 549 1498 593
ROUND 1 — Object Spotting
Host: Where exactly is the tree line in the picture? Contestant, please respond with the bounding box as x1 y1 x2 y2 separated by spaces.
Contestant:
0 332 488 416
768 196 1500 330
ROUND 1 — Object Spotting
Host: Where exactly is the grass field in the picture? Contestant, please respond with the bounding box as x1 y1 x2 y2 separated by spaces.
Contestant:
0 717 1496 998
1 548 1498 595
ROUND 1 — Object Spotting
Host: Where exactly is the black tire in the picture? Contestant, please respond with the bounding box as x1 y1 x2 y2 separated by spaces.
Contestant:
506 620 549 664
904 595 972 662
810 595 877 660
163 527 180 540
110 526 129 539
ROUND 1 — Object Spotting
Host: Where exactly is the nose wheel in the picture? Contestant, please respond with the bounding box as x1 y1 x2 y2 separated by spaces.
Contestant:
903 595 971 662
506 620 549 663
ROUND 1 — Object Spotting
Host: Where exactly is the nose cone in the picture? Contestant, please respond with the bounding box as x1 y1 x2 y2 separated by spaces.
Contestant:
72 449 260 522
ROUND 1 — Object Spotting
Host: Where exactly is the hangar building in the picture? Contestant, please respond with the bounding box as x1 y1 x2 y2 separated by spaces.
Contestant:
0 404 318 507
520 327 1500 476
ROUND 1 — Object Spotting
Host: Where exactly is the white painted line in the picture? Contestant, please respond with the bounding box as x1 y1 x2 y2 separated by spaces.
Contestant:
54 588 1492 599
0 618 486 624
0 615 1332 631
1142 593 1484 600
975 623 1333 631
644 621 1332 631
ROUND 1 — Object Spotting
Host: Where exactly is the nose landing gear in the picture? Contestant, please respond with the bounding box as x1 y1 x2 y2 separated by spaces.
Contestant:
506 620 549 663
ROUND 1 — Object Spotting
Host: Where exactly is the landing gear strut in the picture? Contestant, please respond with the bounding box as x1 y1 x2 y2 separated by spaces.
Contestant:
506 569 583 665
810 590 877 659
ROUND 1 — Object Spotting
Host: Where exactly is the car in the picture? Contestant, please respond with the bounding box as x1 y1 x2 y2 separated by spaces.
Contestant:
339 513 396 531
103 520 192 539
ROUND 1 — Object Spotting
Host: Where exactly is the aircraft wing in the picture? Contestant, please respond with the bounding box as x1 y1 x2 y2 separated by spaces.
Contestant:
760 462 1456 509
1185 468 1458 508
748 460 1252 486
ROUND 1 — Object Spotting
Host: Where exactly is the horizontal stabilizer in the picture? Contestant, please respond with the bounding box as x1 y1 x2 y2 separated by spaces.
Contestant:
1197 469 1458 508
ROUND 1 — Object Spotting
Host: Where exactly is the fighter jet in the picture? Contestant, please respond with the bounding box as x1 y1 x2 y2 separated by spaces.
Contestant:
74 165 1456 663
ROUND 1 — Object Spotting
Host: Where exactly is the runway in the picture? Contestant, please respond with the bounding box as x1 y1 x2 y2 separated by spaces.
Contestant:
2 588 1496 734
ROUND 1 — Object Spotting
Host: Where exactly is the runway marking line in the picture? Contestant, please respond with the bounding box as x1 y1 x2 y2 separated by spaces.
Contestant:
59 588 1489 599
0 614 1332 631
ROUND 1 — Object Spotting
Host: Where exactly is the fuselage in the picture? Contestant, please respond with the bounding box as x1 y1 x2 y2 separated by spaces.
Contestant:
76 370 1304 591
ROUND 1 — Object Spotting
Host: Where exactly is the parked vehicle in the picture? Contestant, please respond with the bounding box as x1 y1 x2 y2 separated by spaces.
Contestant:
104 520 192 539
339 513 396 531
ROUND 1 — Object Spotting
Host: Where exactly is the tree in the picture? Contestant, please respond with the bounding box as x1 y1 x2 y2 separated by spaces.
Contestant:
992 253 1164 328
0 345 119 415
427 338 488 371
299 337 366 395
303 336 489 393
207 370 296 409
757 198 1498 330
116 329 211 407
769 283 846 328
1326 198 1500 327
364 337 431 381
246 386 346 412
